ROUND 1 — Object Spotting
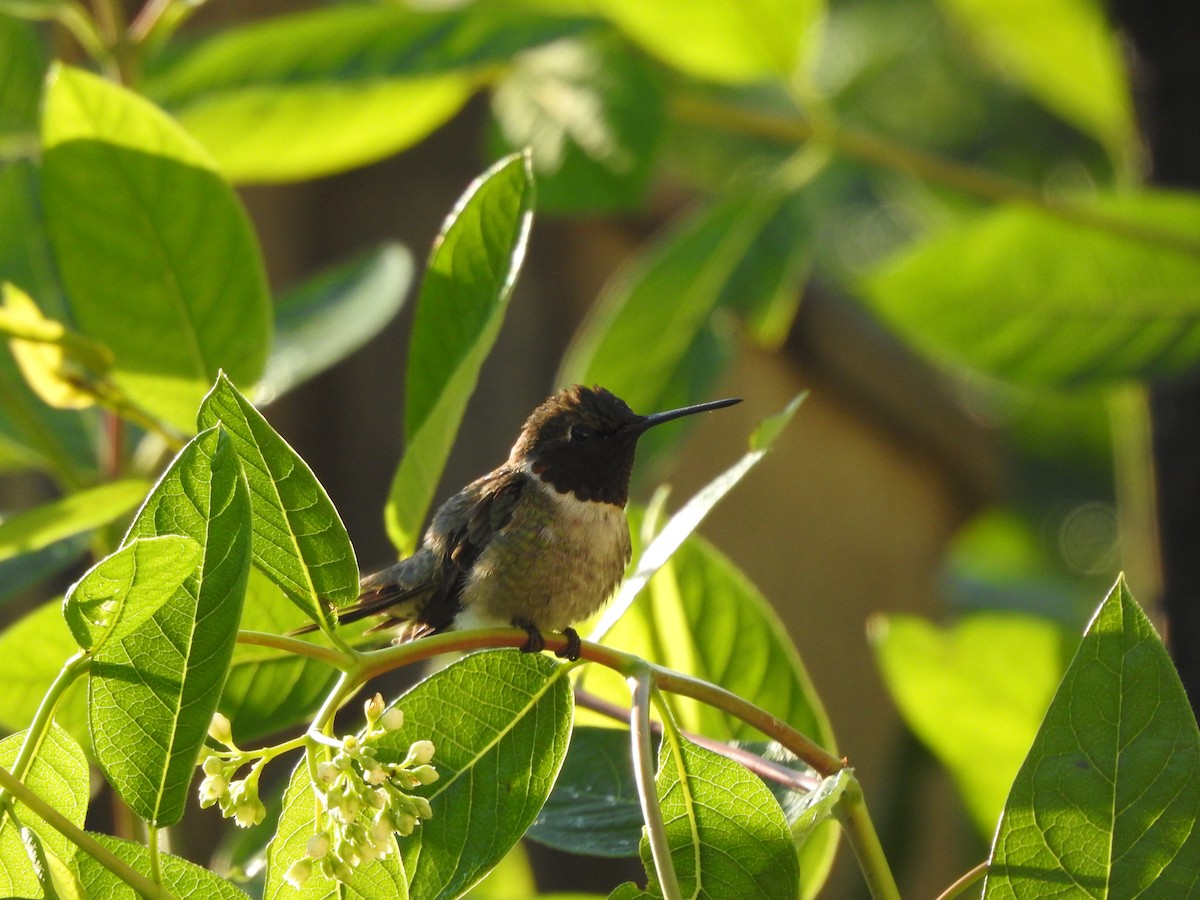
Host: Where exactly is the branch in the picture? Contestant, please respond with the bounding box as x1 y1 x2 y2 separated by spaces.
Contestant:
628 670 680 900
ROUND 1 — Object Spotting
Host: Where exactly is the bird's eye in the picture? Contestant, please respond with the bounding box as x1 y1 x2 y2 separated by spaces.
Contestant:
571 425 593 442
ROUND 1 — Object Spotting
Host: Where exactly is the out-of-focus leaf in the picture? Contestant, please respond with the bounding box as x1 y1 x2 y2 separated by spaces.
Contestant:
93 428 251 826
384 154 534 555
559 192 787 451
0 17 45 159
0 599 88 746
938 0 1134 160
0 533 88 607
872 612 1073 835
263 757 407 899
77 833 251 899
374 651 574 900
0 724 88 897
0 478 149 562
63 534 200 652
985 578 1200 896
198 373 358 630
258 243 413 404
587 0 824 84
867 192 1200 388
526 726 643 857
41 65 271 432
145 5 591 182
492 35 663 214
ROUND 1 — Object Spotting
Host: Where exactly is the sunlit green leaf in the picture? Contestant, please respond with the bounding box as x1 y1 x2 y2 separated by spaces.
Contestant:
985 578 1200 896
867 192 1200 388
374 651 574 900
145 5 589 182
588 0 823 83
0 599 88 745
0 478 149 562
77 833 251 899
41 65 271 432
630 733 799 898
0 724 88 897
63 534 200 652
92 428 252 826
385 153 534 555
492 35 663 214
938 0 1134 159
872 613 1073 835
199 373 358 629
258 243 413 404
263 757 407 900
0 16 45 159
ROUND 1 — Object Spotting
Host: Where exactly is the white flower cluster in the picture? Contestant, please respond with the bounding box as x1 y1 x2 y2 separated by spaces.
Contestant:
197 713 268 828
285 693 439 888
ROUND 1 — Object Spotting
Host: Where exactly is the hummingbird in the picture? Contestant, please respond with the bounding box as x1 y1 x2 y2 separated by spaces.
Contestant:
315 385 741 660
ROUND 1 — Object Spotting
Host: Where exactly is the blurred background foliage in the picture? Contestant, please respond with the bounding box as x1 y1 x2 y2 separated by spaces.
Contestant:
1 0 1198 896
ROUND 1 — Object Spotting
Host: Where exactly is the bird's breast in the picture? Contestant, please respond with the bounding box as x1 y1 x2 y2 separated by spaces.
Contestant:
461 482 632 633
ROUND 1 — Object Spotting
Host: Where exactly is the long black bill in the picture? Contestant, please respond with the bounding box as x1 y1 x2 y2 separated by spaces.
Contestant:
631 396 742 435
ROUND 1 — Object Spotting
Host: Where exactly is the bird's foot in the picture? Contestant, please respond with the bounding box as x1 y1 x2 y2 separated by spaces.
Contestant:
517 622 546 655
557 627 582 662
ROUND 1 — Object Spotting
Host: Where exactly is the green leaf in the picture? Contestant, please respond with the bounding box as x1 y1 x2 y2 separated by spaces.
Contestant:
559 192 786 418
145 5 589 183
985 578 1200 896
92 428 252 826
937 0 1134 159
198 373 358 629
374 651 574 900
638 733 799 898
258 243 414 404
218 567 345 742
588 0 824 83
77 833 251 899
385 153 535 555
491 35 664 215
0 17 45 159
0 478 149 562
0 724 88 897
264 756 407 900
63 534 201 652
0 533 88 607
872 613 1072 836
41 65 271 433
866 192 1200 388
789 767 851 842
0 599 88 745
526 726 643 857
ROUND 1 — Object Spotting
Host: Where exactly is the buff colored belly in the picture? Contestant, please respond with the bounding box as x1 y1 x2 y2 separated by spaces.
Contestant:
459 486 632 633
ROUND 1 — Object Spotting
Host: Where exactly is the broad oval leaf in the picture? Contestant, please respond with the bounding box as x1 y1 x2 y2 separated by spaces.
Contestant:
258 243 414 404
385 153 535 555
630 733 799 898
985 578 1200 896
0 724 88 898
145 5 589 182
41 65 271 433
0 477 150 562
63 534 201 652
77 833 251 899
866 192 1200 388
92 428 252 826
526 725 643 857
589 0 824 84
374 651 574 900
871 613 1073 836
263 755 407 900
937 0 1134 160
198 373 358 629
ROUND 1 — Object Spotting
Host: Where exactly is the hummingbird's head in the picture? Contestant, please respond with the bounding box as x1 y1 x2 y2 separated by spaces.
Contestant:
512 385 741 506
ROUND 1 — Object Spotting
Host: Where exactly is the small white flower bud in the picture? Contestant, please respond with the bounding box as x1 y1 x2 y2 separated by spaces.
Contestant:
285 858 312 889
411 796 433 820
207 712 234 747
411 765 439 785
380 707 404 732
201 754 224 776
306 833 330 859
407 739 435 766
364 692 385 724
316 760 339 785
